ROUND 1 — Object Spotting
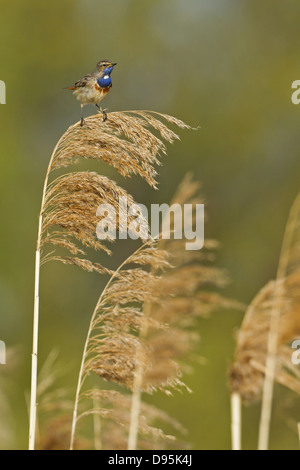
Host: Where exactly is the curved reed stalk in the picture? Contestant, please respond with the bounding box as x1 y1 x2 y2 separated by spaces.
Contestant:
258 193 300 450
230 392 241 450
34 351 87 450
29 126 76 450
128 174 208 450
70 174 240 450
69 240 171 449
30 111 190 449
127 174 243 450
229 192 300 450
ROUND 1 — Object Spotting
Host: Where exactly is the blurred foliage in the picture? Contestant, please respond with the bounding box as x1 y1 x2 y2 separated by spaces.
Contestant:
0 0 299 449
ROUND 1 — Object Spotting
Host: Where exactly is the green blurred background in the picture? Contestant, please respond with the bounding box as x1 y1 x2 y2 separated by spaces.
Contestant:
0 0 300 450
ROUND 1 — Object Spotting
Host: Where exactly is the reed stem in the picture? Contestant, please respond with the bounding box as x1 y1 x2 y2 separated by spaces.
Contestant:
127 319 148 450
258 194 300 450
28 249 40 449
29 125 77 449
69 245 144 449
231 392 241 450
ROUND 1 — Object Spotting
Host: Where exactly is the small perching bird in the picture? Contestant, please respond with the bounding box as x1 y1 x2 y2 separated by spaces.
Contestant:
65 60 117 126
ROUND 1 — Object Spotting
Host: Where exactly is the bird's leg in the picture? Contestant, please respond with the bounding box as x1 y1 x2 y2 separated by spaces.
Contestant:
96 104 107 122
102 109 107 122
80 104 84 126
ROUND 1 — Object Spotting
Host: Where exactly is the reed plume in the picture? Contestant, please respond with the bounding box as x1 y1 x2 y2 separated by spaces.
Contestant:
30 110 190 449
70 174 241 450
229 192 300 450
34 351 88 450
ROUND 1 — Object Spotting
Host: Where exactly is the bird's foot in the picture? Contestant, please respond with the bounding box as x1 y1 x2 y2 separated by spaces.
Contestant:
102 109 107 122
97 106 108 122
80 117 85 127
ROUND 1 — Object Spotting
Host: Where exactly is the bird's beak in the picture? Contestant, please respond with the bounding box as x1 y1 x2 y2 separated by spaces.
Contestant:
111 63 117 67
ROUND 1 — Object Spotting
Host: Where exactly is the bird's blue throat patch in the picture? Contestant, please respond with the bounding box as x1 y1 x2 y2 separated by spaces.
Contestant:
97 75 112 88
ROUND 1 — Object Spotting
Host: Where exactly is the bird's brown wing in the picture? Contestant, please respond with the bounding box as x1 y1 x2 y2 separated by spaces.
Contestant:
64 72 95 90
74 73 94 87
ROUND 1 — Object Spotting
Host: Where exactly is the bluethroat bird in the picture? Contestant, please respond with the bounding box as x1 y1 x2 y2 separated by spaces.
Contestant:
65 60 117 126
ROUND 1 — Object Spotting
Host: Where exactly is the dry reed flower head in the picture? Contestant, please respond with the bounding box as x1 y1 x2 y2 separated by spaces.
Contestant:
34 352 88 450
229 276 300 404
230 192 300 404
72 174 242 449
32 110 194 450
40 111 192 274
76 389 186 450
51 111 191 188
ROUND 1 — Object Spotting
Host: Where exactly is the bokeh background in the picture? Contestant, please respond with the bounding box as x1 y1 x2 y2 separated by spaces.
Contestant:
0 0 300 450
